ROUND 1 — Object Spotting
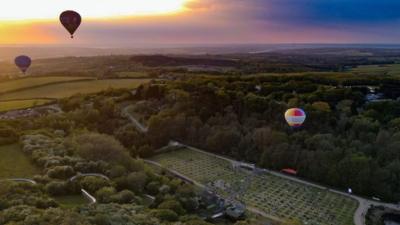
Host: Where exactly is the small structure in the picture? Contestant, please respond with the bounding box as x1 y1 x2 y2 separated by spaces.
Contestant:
236 162 255 171
281 168 298 175
348 188 353 194
169 141 184 148
225 203 246 219
199 190 225 214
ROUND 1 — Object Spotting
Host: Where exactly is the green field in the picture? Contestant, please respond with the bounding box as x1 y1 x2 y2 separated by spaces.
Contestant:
117 71 148 78
0 76 94 94
351 64 400 76
0 78 151 101
151 148 358 225
54 195 88 208
0 144 40 179
0 99 53 112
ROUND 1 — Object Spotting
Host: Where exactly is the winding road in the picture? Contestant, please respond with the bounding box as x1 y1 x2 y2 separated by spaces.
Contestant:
1 178 37 184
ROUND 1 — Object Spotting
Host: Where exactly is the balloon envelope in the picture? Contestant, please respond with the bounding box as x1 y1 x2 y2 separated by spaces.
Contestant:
285 108 306 127
15 55 32 73
60 10 81 38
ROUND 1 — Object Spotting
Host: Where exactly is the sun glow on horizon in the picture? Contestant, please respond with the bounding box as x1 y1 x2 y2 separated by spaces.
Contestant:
0 0 191 21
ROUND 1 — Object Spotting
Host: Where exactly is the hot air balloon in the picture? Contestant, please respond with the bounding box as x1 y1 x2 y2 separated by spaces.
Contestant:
60 10 81 38
15 55 32 74
285 108 306 127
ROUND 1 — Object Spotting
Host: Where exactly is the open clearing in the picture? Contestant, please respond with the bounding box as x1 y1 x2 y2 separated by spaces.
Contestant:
0 76 94 94
0 144 40 179
54 195 88 208
0 78 151 101
151 148 358 225
0 99 53 112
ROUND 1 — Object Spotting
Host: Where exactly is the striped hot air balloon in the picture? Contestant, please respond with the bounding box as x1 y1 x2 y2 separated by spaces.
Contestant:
285 108 306 127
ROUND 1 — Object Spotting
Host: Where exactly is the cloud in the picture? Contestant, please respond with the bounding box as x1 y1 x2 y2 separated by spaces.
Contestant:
2 0 400 45
239 0 400 25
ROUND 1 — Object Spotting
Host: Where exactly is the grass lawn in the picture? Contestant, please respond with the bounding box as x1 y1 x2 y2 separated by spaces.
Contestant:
151 148 358 225
351 64 400 76
0 78 151 101
0 76 94 94
0 99 53 112
117 71 149 78
54 195 88 208
0 144 40 179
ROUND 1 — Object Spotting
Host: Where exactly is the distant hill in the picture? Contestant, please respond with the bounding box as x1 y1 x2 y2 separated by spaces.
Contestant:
2 44 400 61
130 55 238 67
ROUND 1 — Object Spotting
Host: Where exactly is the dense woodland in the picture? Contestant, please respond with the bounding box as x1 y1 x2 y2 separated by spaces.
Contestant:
128 74 400 203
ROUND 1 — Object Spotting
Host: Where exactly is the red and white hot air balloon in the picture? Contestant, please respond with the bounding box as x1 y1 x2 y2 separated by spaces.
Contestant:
285 108 306 127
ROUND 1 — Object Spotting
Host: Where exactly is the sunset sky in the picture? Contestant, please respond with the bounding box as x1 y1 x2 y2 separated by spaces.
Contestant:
0 0 399 46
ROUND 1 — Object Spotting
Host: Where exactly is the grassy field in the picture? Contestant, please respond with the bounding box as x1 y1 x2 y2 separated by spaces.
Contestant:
117 71 149 78
0 99 53 112
0 78 151 101
0 76 94 94
351 64 400 76
151 148 358 225
0 144 40 179
54 195 88 208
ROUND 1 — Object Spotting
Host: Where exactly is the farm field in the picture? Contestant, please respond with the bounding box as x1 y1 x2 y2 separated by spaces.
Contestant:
117 71 149 78
151 148 358 225
0 144 40 179
0 78 151 101
0 99 53 112
0 76 94 94
351 64 400 76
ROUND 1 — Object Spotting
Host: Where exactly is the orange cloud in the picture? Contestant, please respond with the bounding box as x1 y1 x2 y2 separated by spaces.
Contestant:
0 21 57 44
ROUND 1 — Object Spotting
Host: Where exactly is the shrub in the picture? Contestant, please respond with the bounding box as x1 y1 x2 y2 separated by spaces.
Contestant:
46 181 67 196
107 165 127 178
150 209 178 222
96 187 116 203
126 172 148 193
80 176 110 193
158 199 185 215
73 132 128 164
112 190 135 204
47 166 75 179
146 181 160 195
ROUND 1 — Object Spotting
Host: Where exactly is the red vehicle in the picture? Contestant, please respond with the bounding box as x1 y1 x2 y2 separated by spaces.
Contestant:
281 168 298 176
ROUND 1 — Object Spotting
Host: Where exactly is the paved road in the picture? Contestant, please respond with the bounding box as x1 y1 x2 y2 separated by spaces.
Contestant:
122 106 148 133
125 106 400 225
81 189 96 204
1 178 37 184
